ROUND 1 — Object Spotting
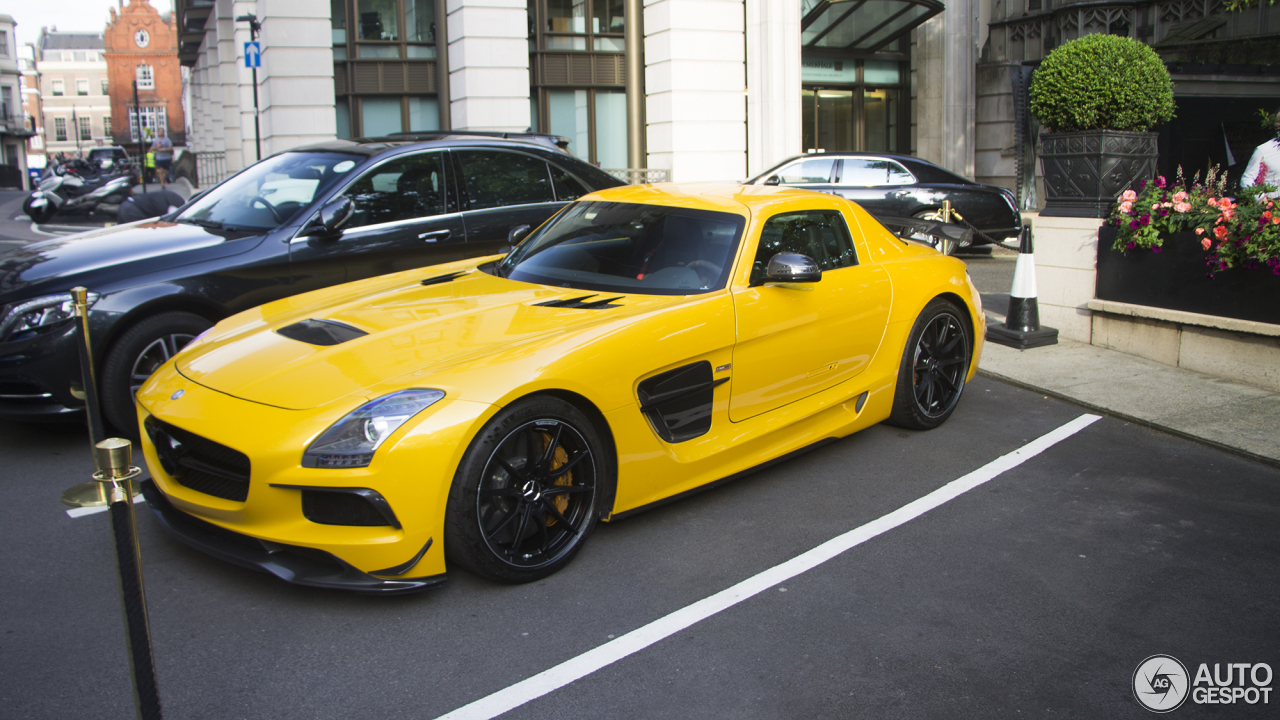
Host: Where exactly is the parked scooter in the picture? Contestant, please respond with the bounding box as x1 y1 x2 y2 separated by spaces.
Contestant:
23 159 134 224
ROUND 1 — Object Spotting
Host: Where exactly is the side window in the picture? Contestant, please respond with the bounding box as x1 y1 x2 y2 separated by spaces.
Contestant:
456 150 555 210
549 164 592 201
343 152 446 229
750 210 858 285
885 160 914 185
774 157 835 185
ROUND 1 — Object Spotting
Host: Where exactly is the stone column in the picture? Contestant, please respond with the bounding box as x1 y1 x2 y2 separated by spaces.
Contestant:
644 0 746 182
203 27 225 158
445 0 531 131
215 0 245 171
256 0 336 153
915 1 975 178
745 0 800 177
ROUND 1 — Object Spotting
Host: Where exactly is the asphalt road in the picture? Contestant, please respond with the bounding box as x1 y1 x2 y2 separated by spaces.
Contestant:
1 377 1276 719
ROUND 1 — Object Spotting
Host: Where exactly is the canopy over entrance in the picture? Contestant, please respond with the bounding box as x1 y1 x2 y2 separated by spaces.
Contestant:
801 0 945 52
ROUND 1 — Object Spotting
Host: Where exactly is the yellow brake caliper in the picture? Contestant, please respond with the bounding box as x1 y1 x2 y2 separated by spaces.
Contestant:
547 444 571 525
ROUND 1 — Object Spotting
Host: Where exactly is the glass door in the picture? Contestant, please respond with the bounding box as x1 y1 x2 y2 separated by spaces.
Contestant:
802 88 855 153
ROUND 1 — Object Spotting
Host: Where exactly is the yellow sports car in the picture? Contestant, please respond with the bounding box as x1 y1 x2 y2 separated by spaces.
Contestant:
135 183 984 593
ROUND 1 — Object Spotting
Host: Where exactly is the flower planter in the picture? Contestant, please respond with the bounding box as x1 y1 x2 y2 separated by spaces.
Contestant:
1040 131 1158 218
1096 226 1280 325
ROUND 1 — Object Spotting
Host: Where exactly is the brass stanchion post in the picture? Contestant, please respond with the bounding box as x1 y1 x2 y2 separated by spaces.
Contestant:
62 286 139 508
94 438 163 720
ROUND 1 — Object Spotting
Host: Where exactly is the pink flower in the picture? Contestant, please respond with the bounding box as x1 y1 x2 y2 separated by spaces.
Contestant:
1172 191 1188 203
1161 202 1173 208
1151 203 1160 212
1273 217 1280 225
1214 225 1229 241
1208 197 1219 208
1119 201 1133 213
1121 190 1138 202
1195 227 1205 235
1257 161 1270 186
1201 238 1212 250
1174 202 1191 213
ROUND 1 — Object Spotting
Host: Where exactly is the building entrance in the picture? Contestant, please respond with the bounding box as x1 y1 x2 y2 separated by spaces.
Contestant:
802 86 901 153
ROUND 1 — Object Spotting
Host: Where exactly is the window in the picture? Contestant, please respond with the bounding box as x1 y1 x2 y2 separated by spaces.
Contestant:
0 86 11 119
543 0 625 51
838 158 913 187
51 79 64 96
543 88 623 166
455 150 555 210
358 0 399 41
775 157 836 184
101 79 110 95
76 79 89 96
0 30 8 58
73 51 87 62
751 211 857 285
135 65 154 90
54 117 68 141
103 116 112 137
344 152 447 228
79 116 92 141
129 105 167 141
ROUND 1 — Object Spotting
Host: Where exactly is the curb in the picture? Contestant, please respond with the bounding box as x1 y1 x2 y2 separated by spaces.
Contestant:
977 368 1280 471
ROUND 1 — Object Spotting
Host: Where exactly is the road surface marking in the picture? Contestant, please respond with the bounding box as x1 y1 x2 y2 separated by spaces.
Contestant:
435 413 1102 720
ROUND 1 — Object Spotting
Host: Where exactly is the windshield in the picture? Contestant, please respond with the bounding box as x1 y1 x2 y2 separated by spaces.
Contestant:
499 201 745 295
175 152 362 231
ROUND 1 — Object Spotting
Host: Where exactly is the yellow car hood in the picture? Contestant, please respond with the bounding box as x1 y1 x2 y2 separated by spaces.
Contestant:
176 267 670 410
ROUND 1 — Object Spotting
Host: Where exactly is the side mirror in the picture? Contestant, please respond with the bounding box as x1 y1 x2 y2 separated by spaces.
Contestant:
763 175 781 186
766 252 822 283
507 224 532 246
303 196 354 238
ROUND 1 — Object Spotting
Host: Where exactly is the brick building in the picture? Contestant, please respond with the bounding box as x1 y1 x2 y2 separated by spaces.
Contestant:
104 0 184 151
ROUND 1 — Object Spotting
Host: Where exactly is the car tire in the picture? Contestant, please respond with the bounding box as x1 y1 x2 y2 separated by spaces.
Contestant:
101 311 213 438
887 298 972 431
445 396 611 584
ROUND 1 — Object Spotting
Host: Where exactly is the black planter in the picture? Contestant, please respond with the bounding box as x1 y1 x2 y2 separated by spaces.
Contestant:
1040 130 1158 218
1096 226 1280 325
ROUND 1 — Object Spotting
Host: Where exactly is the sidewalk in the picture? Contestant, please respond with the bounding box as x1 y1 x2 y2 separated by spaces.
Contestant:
979 332 1280 467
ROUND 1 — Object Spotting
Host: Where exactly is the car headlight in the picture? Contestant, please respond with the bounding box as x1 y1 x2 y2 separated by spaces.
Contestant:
0 292 99 343
302 389 446 468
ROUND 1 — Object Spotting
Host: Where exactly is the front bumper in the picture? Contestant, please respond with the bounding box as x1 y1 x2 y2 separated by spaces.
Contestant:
141 479 446 594
0 322 86 421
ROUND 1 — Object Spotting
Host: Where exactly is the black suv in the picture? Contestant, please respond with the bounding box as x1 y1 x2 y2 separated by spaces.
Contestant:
0 134 622 433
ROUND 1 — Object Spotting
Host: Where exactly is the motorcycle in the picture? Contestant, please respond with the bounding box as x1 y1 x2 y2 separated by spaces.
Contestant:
23 159 134 224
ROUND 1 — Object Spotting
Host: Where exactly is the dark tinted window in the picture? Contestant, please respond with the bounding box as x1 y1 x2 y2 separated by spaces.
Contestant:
343 152 446 229
457 150 555 209
776 157 836 184
751 210 857 285
550 164 592 201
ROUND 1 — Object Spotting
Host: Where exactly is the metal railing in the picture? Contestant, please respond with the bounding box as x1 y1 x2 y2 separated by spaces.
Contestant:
194 151 228 188
605 168 669 184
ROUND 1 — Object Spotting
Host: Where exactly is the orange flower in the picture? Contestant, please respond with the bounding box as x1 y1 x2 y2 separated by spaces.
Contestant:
1201 238 1212 250
1195 227 1205 235
1214 225 1229 240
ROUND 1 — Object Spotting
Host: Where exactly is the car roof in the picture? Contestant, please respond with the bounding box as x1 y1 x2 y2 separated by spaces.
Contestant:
584 182 843 214
287 133 572 159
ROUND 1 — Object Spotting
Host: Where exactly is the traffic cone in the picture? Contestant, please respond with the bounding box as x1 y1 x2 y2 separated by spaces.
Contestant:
985 225 1059 349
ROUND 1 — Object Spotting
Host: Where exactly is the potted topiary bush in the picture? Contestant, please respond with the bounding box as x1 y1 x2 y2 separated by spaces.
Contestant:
1030 34 1175 217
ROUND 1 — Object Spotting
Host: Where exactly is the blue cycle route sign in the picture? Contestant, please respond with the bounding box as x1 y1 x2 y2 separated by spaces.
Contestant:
244 42 261 68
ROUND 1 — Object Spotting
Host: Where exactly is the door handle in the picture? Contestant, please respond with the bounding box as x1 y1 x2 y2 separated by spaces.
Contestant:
419 229 451 242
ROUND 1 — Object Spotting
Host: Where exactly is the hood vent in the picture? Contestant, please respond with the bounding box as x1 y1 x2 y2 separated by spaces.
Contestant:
421 271 466 286
533 294 624 310
276 319 368 346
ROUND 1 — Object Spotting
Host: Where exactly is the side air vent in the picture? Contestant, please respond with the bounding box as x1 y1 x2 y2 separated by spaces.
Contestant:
533 295 624 309
637 361 727 443
145 416 252 502
271 484 402 528
421 271 466 286
276 319 368 346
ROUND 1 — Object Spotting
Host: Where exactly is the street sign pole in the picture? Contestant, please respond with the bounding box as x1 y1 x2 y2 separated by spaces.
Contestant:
238 15 263 162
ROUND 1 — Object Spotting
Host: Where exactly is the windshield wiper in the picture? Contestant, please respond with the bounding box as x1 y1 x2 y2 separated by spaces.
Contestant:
181 217 224 230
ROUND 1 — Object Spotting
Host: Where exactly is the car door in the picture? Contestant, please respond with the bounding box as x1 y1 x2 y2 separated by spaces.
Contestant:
289 150 466 291
453 149 568 256
833 157 916 215
760 156 838 194
729 207 892 422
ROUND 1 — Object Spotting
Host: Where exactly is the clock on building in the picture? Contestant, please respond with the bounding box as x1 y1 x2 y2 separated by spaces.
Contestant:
134 29 150 48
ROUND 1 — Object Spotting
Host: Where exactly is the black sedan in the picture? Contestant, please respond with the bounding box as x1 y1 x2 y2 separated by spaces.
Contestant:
0 133 622 434
748 152 1022 247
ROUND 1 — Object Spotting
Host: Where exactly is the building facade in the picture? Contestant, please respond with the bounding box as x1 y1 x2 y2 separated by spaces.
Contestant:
175 0 1280 196
104 0 187 152
34 31 112 159
0 14 34 188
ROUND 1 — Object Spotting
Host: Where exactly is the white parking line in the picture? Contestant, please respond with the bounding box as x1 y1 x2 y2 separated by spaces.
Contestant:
435 413 1103 720
65 494 146 518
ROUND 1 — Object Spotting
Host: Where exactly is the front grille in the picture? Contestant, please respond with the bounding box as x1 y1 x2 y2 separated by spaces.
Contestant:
145 416 251 502
302 490 391 527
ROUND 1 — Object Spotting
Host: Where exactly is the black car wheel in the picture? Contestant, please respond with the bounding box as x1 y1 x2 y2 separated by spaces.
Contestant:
101 311 213 437
445 396 610 584
887 298 971 430
22 196 56 224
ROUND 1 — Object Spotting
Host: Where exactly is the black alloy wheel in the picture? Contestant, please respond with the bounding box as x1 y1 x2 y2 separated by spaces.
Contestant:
446 396 609 583
101 311 213 438
887 298 971 430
